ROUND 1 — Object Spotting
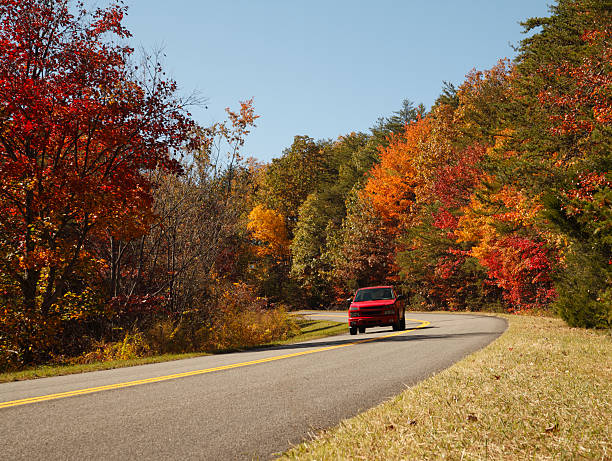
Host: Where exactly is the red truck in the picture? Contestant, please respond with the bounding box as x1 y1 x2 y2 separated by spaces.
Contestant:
347 286 405 335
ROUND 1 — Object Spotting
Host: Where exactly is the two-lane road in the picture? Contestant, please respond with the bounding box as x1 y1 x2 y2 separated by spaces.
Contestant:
0 312 506 460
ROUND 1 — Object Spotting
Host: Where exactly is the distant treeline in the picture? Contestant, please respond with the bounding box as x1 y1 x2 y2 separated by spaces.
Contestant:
249 0 610 328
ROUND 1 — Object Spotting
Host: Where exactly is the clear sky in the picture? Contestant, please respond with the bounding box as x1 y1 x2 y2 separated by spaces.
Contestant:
122 0 553 162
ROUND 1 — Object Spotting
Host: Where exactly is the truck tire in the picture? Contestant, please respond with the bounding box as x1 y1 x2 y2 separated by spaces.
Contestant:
359 326 366 334
350 326 357 335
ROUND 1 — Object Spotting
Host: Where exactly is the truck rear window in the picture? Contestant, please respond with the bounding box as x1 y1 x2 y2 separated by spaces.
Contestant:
354 288 394 302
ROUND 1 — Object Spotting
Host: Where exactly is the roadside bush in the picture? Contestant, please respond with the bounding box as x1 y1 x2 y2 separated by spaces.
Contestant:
145 310 212 355
204 281 299 351
207 304 299 351
0 297 63 370
72 332 151 364
555 247 612 329
2 279 301 370
143 281 300 353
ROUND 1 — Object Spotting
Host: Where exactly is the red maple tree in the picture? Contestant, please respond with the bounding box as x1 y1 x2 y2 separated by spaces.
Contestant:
0 0 195 359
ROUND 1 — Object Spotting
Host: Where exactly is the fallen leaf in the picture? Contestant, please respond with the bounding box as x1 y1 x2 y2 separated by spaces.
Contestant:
545 423 559 433
467 414 478 422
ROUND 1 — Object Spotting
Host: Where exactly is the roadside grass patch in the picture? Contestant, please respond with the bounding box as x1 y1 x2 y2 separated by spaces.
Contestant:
275 319 347 345
280 315 611 460
0 318 345 383
0 353 210 383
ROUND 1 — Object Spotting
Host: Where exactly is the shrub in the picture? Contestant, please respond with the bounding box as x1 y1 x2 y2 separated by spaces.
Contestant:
204 281 299 350
207 305 299 351
555 247 612 329
73 332 151 364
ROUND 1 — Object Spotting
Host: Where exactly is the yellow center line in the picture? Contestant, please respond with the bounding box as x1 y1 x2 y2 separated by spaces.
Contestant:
0 318 430 410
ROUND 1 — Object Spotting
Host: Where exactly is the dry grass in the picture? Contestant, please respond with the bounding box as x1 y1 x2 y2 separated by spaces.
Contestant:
275 319 347 344
280 315 612 460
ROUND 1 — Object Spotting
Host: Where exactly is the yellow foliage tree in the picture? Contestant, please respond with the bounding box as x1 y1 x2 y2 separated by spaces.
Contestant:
455 183 543 260
247 205 290 259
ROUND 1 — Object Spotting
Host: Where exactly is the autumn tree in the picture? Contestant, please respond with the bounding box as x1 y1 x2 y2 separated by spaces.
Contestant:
248 205 290 259
331 192 397 294
504 0 611 326
260 135 330 228
239 136 330 306
397 144 501 310
442 62 558 312
0 0 196 365
362 117 432 230
289 133 379 305
244 204 293 302
99 100 259 324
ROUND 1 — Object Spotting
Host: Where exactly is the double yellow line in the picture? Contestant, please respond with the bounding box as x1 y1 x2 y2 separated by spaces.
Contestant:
0 318 430 410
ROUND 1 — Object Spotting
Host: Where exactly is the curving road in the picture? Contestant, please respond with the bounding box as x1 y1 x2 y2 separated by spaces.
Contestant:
0 312 506 460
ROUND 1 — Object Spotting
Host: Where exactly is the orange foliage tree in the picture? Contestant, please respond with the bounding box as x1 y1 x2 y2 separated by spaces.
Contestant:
247 205 290 260
362 117 432 230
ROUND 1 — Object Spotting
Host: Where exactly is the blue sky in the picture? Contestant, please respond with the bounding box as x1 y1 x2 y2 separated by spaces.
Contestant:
123 1 553 162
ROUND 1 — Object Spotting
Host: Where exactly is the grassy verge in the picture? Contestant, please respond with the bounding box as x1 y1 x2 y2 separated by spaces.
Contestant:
281 315 611 460
0 352 210 383
0 318 345 383
275 319 347 345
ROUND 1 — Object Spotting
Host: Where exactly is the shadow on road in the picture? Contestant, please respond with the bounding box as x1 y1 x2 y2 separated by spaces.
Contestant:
260 327 503 352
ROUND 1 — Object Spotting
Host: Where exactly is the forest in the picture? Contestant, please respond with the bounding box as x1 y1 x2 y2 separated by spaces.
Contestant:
0 0 610 370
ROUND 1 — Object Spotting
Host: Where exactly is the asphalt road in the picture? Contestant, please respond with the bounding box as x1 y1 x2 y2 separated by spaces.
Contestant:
0 312 506 460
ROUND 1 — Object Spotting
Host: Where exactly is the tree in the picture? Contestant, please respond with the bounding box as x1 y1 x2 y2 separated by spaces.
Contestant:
260 135 330 228
370 99 426 145
99 100 259 323
397 144 501 310
505 0 611 326
331 192 397 294
362 118 432 230
288 133 379 304
0 0 195 364
247 205 290 259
